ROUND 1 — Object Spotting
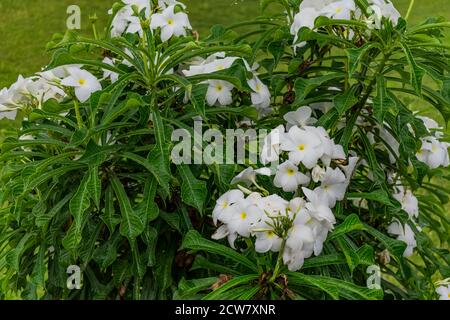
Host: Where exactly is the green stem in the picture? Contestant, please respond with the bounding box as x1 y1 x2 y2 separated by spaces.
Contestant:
405 0 415 21
73 99 84 128
269 239 286 283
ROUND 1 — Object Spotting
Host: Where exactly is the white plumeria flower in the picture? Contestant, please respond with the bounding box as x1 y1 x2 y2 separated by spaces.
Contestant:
314 167 347 208
302 187 336 227
226 201 263 237
290 7 321 47
417 115 443 137
231 167 272 187
212 189 244 225
393 186 419 220
436 285 450 300
158 0 186 9
369 0 401 27
38 64 82 82
0 87 16 110
312 165 326 183
274 160 310 192
203 56 239 74
283 224 315 271
284 106 317 129
248 76 271 109
150 5 192 42
299 0 334 11
304 125 345 166
110 4 146 37
27 78 65 104
322 0 356 20
61 67 102 103
102 57 119 83
289 197 307 215
260 125 284 165
211 224 238 249
205 80 234 106
281 125 323 169
254 229 283 253
387 220 417 257
256 194 289 217
416 137 450 169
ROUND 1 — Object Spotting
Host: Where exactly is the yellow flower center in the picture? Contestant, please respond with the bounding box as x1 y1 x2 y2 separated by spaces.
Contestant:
298 144 306 151
448 293 450 298
432 145 438 153
167 19 174 25
286 168 295 176
240 212 247 220
335 7 343 13
216 85 223 92
78 79 86 85
221 201 228 209
215 65 225 71
267 231 275 238
255 84 262 92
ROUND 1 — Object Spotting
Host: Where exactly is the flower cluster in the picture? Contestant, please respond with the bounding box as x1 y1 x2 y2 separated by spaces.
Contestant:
110 0 192 41
182 53 271 113
212 106 358 271
290 0 401 47
416 116 450 169
0 65 103 121
0 74 64 118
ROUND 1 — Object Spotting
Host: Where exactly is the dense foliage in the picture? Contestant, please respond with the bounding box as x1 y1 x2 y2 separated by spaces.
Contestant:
0 0 449 300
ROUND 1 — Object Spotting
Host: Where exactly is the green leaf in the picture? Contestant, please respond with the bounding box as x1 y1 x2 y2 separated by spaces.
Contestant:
87 166 101 209
346 43 376 77
176 277 218 299
69 173 91 240
150 110 172 196
373 76 395 123
101 185 120 233
347 189 394 206
328 214 365 241
336 237 360 274
400 42 425 95
287 272 383 300
139 178 159 223
302 253 346 269
202 275 259 300
68 128 89 147
181 230 258 273
189 84 208 117
293 73 344 105
30 245 46 288
6 233 33 272
110 175 145 240
178 165 207 214
334 86 358 115
143 226 158 267
190 255 241 275
364 224 407 258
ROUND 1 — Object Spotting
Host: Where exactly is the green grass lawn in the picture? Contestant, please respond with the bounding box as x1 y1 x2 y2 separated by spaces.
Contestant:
0 0 448 88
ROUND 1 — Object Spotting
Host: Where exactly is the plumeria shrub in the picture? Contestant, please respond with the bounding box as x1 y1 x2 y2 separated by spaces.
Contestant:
0 0 449 300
